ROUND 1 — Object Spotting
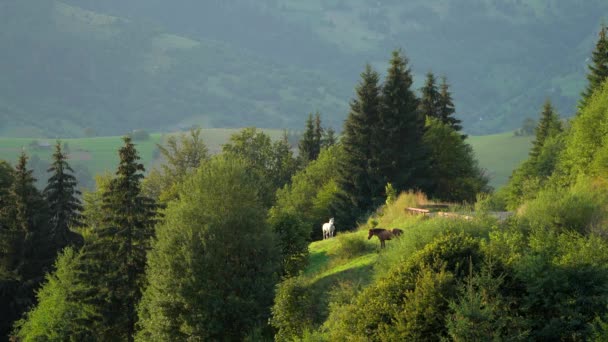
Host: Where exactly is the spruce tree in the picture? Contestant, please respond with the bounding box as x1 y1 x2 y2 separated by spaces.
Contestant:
0 153 50 339
580 24 608 109
438 76 465 138
530 99 562 159
378 50 429 193
71 136 157 340
43 141 83 249
298 113 316 164
335 64 383 227
419 72 441 119
322 127 337 148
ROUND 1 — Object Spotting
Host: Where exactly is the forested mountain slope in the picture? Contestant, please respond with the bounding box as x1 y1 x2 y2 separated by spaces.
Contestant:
2 0 607 136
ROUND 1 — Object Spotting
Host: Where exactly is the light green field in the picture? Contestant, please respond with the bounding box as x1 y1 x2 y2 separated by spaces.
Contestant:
467 131 533 188
0 128 284 180
0 129 530 189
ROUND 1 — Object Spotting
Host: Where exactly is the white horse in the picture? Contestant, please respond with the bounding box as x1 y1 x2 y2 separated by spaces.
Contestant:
322 218 335 240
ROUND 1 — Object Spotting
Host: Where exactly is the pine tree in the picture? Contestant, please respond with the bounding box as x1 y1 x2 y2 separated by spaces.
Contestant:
530 99 562 159
0 153 50 339
43 141 83 249
580 24 608 109
438 76 465 138
378 50 429 193
71 136 157 341
298 113 317 164
419 72 441 119
335 64 383 227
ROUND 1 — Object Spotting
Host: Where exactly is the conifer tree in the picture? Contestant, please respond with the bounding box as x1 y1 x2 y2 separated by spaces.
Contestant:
438 76 465 138
335 64 383 227
0 153 49 339
322 127 337 148
419 72 441 119
530 99 562 159
580 24 608 109
71 136 157 341
43 141 83 249
313 112 323 159
378 50 429 193
299 113 317 164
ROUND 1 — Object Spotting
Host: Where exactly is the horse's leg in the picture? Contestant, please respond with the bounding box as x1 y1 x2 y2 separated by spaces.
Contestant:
381 239 385 248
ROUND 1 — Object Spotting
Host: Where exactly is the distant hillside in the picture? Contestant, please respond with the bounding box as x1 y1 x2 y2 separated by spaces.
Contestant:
0 1 348 137
1 0 607 137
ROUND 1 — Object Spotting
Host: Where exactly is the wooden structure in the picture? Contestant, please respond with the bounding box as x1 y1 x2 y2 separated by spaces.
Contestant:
406 207 430 216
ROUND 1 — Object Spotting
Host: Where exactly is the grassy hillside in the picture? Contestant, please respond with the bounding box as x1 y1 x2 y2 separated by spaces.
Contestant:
4 0 606 137
0 1 348 137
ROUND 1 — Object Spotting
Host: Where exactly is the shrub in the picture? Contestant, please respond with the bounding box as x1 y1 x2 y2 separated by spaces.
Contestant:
334 232 374 259
271 277 315 342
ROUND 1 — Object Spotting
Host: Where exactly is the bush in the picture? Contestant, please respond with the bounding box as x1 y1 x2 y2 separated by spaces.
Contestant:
334 232 374 259
270 277 315 342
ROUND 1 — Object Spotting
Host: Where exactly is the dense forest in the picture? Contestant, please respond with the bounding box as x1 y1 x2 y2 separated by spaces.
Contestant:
1 1 608 137
1 7 608 342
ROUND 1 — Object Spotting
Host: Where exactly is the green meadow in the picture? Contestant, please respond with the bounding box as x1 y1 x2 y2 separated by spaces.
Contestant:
0 129 529 188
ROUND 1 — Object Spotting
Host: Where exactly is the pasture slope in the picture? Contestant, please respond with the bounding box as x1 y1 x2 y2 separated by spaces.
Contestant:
294 192 491 335
0 129 530 188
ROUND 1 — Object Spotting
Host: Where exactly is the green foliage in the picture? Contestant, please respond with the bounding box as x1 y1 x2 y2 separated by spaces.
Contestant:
438 76 464 137
382 266 456 341
377 50 429 194
334 63 384 227
514 118 537 136
419 71 440 119
270 211 310 278
272 145 342 240
530 99 562 158
324 232 483 340
580 24 608 109
423 117 489 202
447 262 528 341
142 128 209 202
0 153 51 339
223 127 298 208
384 183 397 205
334 233 375 260
560 80 608 182
136 155 278 341
516 180 608 235
70 136 157 340
43 141 83 249
13 248 89 341
271 276 316 342
504 100 565 209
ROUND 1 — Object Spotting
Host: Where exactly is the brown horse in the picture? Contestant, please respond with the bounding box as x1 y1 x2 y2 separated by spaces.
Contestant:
368 228 403 248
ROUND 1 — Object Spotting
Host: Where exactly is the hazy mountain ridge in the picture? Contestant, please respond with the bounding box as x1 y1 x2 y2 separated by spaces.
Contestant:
1 0 607 136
